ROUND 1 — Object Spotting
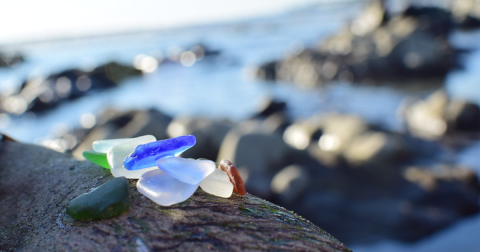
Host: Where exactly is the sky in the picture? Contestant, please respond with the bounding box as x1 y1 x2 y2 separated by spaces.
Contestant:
1 0 324 44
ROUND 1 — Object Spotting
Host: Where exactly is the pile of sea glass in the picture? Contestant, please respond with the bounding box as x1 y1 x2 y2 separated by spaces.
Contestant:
83 135 246 206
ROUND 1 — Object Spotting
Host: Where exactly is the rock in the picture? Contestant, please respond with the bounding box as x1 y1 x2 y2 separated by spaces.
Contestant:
156 157 215 185
0 51 24 67
0 139 350 252
251 98 287 119
124 135 196 170
167 117 232 161
271 165 309 204
217 129 294 198
68 108 172 157
256 2 462 86
219 159 247 196
400 90 480 139
199 168 234 198
66 177 130 220
82 150 110 169
1 61 142 114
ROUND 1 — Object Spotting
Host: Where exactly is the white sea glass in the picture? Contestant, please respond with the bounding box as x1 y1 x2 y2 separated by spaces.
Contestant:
93 138 132 153
137 169 199 206
156 157 215 185
200 168 233 198
107 135 157 179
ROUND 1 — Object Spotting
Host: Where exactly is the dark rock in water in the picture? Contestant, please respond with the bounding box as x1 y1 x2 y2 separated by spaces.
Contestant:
66 177 130 220
399 90 480 140
0 51 24 67
250 97 287 119
167 117 233 161
67 108 172 157
0 61 142 114
0 141 350 252
255 2 463 87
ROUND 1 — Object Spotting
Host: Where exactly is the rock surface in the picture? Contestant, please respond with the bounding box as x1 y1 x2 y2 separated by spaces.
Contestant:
0 138 350 252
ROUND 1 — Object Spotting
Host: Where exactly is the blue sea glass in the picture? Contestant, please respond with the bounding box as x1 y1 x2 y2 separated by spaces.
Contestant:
124 135 196 170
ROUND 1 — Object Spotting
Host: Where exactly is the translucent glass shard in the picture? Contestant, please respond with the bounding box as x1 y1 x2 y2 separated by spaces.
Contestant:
219 159 246 196
83 150 110 169
156 157 215 185
124 135 196 170
137 169 198 206
200 168 233 198
93 138 132 153
107 135 157 179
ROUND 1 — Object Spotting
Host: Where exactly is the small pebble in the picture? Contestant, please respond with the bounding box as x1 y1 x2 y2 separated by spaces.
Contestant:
219 159 246 196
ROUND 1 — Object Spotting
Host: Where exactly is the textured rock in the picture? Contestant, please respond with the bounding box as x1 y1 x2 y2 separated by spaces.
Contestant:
66 177 130 220
0 139 350 252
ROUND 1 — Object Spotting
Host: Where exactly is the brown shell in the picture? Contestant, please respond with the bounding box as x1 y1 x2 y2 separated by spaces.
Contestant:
219 159 246 196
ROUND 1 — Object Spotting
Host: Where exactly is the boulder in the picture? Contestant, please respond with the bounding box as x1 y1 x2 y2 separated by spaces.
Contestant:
400 90 480 139
0 138 350 252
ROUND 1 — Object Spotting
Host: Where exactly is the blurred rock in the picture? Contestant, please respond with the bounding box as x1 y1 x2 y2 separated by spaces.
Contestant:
256 2 463 87
400 90 480 139
271 164 309 205
167 117 233 161
0 61 142 114
217 128 295 198
42 108 172 158
0 51 24 67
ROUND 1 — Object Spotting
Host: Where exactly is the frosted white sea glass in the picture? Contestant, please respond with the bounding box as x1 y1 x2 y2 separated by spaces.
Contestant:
137 169 199 206
107 135 157 179
93 138 132 153
156 157 216 185
200 168 233 198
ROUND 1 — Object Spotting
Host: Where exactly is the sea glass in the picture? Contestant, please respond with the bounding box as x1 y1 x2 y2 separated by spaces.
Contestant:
124 135 196 171
199 168 233 198
107 135 157 179
137 169 199 206
93 138 132 153
219 159 246 196
156 157 215 185
83 150 110 169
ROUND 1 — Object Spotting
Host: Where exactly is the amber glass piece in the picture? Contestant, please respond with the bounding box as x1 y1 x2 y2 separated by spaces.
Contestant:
219 159 246 196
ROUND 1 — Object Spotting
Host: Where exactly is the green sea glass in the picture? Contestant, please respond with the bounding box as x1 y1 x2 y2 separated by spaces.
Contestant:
83 150 110 169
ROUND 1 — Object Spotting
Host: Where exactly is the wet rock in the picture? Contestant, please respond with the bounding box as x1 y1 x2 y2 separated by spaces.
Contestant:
271 164 309 204
256 2 462 87
0 141 350 252
167 117 232 161
217 128 295 198
70 108 172 157
66 177 131 220
400 90 480 139
0 51 24 67
1 61 142 114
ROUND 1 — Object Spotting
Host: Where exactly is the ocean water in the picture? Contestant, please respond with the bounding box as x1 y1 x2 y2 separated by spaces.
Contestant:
1 1 480 250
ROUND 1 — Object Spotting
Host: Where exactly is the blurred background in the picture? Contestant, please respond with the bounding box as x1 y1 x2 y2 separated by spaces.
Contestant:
2 0 480 251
